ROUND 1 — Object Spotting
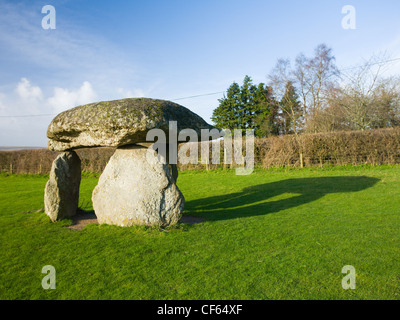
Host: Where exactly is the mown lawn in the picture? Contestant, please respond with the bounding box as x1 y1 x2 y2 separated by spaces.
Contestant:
0 166 399 300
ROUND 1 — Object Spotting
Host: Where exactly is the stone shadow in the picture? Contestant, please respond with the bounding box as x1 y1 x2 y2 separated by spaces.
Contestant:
184 176 380 222
68 210 98 230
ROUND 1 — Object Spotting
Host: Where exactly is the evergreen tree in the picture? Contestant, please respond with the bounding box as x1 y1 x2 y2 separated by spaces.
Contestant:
211 82 241 131
253 84 280 137
212 76 279 137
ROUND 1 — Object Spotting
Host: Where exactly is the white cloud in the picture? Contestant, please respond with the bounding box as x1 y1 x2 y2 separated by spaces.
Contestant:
47 81 97 114
0 78 99 146
15 78 43 101
117 88 146 98
0 79 48 146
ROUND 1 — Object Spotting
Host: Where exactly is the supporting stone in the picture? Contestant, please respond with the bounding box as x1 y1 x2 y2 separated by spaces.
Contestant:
168 164 178 183
139 142 179 183
92 145 184 227
44 151 81 222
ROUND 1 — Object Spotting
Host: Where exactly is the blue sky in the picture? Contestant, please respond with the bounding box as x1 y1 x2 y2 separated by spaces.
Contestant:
0 0 400 146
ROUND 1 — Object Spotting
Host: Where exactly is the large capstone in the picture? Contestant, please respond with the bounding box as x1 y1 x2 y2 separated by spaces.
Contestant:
92 145 184 227
44 151 81 222
47 98 217 151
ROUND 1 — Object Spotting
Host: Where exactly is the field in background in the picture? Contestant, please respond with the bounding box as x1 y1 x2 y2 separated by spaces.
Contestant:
0 166 399 299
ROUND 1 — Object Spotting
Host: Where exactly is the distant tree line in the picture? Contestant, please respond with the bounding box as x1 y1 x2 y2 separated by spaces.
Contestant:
212 44 400 138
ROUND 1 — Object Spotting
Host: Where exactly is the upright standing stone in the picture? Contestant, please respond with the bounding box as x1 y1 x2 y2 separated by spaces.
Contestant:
92 145 184 227
168 164 178 183
44 151 81 222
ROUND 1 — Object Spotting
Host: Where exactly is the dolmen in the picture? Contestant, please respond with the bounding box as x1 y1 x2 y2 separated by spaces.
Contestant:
44 98 216 227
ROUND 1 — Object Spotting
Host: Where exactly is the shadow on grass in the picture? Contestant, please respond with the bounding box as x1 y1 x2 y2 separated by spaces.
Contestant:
184 176 380 221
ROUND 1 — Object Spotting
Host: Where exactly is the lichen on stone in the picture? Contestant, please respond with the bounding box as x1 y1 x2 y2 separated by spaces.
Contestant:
47 97 217 151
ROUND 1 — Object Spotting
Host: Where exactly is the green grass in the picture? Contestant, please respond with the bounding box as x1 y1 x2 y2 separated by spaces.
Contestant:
0 166 399 300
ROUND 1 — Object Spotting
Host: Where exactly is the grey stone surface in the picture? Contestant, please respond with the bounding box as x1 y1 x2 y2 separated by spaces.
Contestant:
47 98 217 151
44 151 81 222
168 164 178 183
92 145 184 227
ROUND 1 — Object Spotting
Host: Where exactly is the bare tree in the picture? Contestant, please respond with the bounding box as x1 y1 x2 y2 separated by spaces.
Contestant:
269 59 305 166
269 59 302 134
292 44 340 132
330 54 400 130
294 53 311 125
269 44 339 134
371 76 400 128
